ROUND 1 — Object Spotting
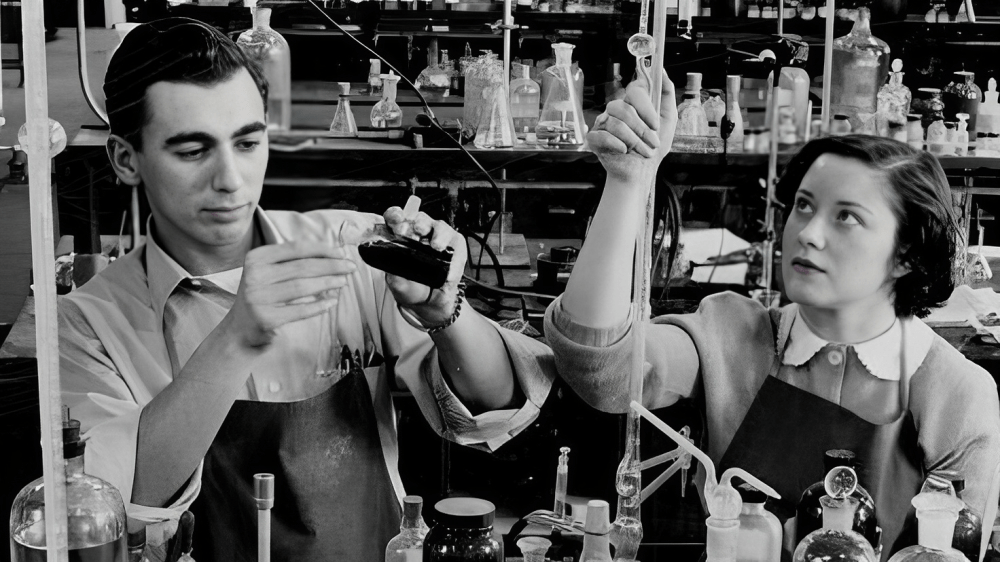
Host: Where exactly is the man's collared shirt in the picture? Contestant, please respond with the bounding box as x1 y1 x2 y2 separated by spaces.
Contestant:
58 208 554 544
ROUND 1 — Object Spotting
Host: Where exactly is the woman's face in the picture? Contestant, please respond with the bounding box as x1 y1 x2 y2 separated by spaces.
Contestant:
781 153 909 313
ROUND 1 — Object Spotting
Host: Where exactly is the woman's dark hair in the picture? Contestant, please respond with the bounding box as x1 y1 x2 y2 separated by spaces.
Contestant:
103 18 268 152
775 135 962 318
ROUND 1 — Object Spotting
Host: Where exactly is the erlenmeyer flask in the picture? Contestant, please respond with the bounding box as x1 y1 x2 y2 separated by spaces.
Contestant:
330 82 358 137
536 43 585 147
371 72 403 128
474 85 517 148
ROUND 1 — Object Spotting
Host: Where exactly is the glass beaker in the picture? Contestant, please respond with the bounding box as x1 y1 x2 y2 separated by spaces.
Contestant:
330 82 358 137
536 43 585 147
371 72 403 128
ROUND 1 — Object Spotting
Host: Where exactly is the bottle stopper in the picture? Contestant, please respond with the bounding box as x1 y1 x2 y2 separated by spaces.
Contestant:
402 195 421 219
685 72 702 93
891 59 903 73
254 473 275 510
338 82 351 96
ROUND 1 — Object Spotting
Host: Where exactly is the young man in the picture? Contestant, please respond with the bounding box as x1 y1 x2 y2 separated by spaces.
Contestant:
59 18 554 561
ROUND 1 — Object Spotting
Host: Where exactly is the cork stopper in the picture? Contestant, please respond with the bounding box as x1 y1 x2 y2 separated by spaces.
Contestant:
685 73 703 94
584 500 611 535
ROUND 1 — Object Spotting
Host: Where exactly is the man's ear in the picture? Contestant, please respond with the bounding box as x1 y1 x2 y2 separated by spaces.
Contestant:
107 134 142 187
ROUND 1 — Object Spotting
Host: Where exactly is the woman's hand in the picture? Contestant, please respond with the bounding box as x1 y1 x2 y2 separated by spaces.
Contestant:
382 207 468 327
587 66 676 187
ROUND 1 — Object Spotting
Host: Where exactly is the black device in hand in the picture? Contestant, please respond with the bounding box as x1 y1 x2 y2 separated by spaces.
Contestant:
358 236 454 289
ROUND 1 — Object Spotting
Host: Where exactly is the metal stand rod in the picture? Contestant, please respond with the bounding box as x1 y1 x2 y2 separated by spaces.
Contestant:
24 1 70 559
821 0 835 134
255 474 275 562
76 0 109 125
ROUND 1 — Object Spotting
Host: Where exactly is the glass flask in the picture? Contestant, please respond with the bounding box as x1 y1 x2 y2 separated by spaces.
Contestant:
537 43 586 147
876 59 912 137
473 85 517 149
830 7 890 135
886 493 967 562
605 62 626 104
330 82 358 137
462 52 504 139
921 472 983 562
416 50 453 96
237 3 292 132
510 63 541 140
979 79 1000 137
10 413 128 562
424 498 503 562
371 72 403 128
676 73 710 137
796 450 880 554
736 483 782 562
793 496 877 562
385 495 429 562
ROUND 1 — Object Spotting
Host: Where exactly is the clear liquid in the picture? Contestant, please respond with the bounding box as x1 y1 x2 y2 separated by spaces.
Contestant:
11 535 127 562
831 49 887 115
511 88 540 139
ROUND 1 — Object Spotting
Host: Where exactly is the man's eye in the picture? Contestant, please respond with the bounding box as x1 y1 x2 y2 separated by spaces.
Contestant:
237 141 261 152
178 148 206 159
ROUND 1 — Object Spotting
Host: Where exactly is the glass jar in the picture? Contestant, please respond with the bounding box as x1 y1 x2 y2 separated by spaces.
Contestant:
943 71 982 136
424 498 503 562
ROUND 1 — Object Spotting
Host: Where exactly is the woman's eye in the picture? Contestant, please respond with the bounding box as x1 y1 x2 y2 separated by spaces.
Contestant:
837 210 861 225
794 199 813 213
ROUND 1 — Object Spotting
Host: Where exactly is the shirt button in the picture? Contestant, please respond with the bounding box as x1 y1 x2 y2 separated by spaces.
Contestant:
189 279 201 287
828 349 844 366
268 381 281 393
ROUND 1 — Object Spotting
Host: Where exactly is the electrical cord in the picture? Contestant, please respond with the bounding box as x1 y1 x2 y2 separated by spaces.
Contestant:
302 0 506 287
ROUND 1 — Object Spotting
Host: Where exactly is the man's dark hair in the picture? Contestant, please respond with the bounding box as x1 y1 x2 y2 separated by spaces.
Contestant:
775 135 962 319
104 18 268 152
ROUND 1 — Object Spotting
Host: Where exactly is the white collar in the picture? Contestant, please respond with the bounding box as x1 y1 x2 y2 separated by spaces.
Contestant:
781 307 935 381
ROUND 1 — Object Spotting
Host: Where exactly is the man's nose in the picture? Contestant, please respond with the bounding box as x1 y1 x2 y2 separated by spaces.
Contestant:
211 147 244 193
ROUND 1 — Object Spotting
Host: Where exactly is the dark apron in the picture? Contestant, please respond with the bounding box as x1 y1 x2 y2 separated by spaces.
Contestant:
188 358 402 562
718 306 924 561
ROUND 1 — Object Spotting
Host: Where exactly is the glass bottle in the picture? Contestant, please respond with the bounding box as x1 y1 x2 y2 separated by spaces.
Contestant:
979 78 1000 137
553 447 570 518
955 115 970 156
796 450 879 554
537 43 585 147
371 72 403 128
510 63 541 140
724 75 745 150
473 85 517 149
831 114 853 136
676 72 710 137
907 114 924 150
737 483 782 562
830 7 890 136
943 71 982 136
368 59 383 96
580 500 613 562
330 82 358 137
10 413 128 562
794 495 877 562
886 493 967 562
385 496 429 562
605 62 626 103
779 67 810 142
922 472 983 562
877 59 912 137
927 117 948 155
237 1 292 132
424 498 503 562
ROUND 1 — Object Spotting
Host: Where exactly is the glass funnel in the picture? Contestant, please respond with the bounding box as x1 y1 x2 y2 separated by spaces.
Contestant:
536 43 585 147
237 3 291 132
371 72 403 128
10 413 128 562
330 82 358 137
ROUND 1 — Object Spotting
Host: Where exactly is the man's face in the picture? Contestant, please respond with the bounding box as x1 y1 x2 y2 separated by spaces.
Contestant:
135 68 268 255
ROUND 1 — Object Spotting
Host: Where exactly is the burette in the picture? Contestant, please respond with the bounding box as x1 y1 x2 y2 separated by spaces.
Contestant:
610 0 668 557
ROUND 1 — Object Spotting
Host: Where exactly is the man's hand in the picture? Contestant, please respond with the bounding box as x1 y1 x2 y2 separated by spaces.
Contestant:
225 241 357 348
587 67 677 186
383 206 468 328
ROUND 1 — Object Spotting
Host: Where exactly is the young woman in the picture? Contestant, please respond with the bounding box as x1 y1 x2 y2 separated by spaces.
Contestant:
548 73 1000 561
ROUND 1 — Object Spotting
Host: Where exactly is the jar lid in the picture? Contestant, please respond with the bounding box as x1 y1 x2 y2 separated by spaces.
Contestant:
434 498 496 529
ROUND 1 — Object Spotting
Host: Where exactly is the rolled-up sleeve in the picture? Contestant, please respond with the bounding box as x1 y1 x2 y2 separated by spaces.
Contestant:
543 294 701 413
59 300 199 546
387 301 554 452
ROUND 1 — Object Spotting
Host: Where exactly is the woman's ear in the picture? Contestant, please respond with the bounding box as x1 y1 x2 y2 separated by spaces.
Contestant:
107 135 142 187
892 246 912 279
